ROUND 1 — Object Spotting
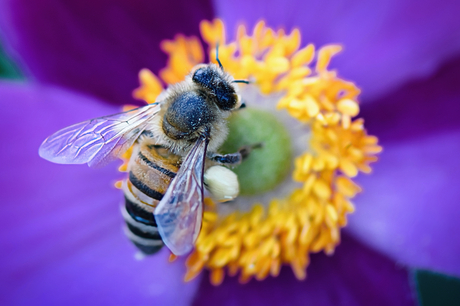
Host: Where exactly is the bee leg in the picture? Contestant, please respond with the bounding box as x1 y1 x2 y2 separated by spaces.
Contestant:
209 143 263 165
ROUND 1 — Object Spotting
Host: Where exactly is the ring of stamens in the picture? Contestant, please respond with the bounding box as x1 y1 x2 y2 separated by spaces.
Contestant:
117 19 382 286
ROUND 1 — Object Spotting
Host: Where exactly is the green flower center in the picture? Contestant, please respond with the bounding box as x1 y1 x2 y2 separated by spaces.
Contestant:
220 108 293 196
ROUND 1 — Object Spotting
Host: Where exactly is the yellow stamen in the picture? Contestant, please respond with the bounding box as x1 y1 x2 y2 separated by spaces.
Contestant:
132 69 163 104
126 19 382 285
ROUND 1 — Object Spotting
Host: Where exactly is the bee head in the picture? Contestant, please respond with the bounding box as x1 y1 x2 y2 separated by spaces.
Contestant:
192 65 239 111
163 90 213 141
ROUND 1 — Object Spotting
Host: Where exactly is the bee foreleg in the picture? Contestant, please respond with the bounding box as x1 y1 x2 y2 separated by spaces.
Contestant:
209 143 263 165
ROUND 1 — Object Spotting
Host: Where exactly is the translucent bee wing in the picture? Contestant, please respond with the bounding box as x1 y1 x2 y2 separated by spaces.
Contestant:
39 104 161 168
154 135 209 256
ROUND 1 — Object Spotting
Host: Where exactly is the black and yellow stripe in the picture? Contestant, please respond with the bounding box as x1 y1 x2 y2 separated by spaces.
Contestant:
122 142 180 255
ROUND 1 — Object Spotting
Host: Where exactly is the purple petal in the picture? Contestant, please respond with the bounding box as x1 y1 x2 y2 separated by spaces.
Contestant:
214 0 460 102
349 134 460 277
0 83 199 305
348 56 460 277
192 234 415 306
360 56 460 141
0 0 214 105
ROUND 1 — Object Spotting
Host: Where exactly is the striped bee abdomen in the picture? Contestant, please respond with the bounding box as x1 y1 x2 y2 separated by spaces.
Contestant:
122 142 180 255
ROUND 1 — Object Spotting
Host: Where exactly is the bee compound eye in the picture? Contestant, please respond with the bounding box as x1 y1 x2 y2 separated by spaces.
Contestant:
217 94 237 110
190 64 207 75
192 67 207 84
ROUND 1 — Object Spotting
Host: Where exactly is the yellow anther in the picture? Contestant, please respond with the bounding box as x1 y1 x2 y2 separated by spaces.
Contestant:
114 180 123 189
336 176 362 197
200 19 225 45
243 231 259 249
302 173 317 195
312 157 325 171
266 56 290 73
203 211 218 223
339 158 358 177
364 145 383 154
250 204 264 227
304 95 320 117
132 69 163 104
302 154 313 174
270 258 281 277
291 257 307 280
343 199 356 213
337 98 360 117
313 179 331 200
291 44 315 67
363 135 379 145
326 204 339 223
284 28 301 56
210 249 231 268
260 237 277 256
255 259 271 280
210 268 225 286
316 45 342 73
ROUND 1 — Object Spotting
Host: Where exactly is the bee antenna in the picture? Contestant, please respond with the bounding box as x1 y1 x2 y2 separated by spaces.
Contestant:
233 80 250 84
216 43 224 70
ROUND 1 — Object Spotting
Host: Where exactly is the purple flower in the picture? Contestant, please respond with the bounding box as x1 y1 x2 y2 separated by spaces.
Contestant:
1 0 459 305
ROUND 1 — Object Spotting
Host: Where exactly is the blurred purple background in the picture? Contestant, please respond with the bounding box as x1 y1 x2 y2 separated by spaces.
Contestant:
1 0 459 305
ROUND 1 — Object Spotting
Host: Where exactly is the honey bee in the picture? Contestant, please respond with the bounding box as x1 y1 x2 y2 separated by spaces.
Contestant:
39 54 257 256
